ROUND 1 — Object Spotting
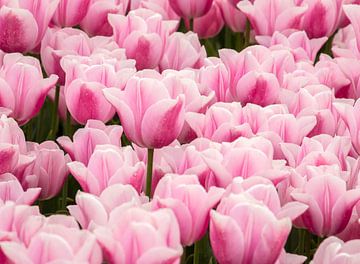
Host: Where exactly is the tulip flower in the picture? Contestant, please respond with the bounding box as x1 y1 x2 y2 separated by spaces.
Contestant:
152 174 224 245
0 0 59 52
68 145 145 195
210 194 292 264
168 0 214 19
193 1 224 39
94 207 183 263
343 4 360 53
0 53 58 125
139 0 180 20
57 119 123 165
52 0 91 27
216 0 246 33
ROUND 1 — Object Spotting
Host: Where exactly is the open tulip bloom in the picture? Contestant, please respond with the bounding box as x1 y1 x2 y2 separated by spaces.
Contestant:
2 0 360 263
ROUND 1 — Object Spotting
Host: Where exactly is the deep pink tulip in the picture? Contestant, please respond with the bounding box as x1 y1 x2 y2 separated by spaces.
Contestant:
291 174 360 236
68 184 145 229
57 119 123 165
312 236 360 263
0 174 40 205
68 145 145 195
94 207 182 264
193 1 224 39
216 0 246 33
52 0 91 27
168 0 213 18
0 0 59 52
22 141 70 200
152 174 224 245
160 32 207 71
81 0 130 36
237 0 307 36
104 76 185 148
210 194 292 264
109 9 177 70
0 53 58 125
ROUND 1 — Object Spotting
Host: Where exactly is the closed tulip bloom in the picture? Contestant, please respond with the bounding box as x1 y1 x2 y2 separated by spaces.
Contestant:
311 236 360 263
104 76 185 148
52 0 91 27
193 1 224 39
139 0 180 20
210 194 292 264
0 174 40 205
343 5 360 53
0 53 58 125
217 0 246 33
81 0 130 36
291 174 360 236
152 174 224 245
0 0 59 52
68 184 146 229
22 141 70 200
160 32 207 71
57 119 123 165
169 0 213 19
68 145 146 195
94 207 183 264
237 0 307 36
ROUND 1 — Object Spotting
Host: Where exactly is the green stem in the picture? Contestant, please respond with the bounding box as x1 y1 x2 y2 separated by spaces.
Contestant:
193 240 200 264
189 18 194 32
244 19 251 48
65 110 72 136
61 177 69 211
204 39 218 57
48 85 60 139
224 27 232 48
145 148 154 198
35 109 43 142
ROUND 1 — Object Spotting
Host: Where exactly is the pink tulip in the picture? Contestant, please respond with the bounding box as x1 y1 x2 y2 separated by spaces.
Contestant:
0 0 59 52
52 0 91 27
139 0 180 20
81 0 130 36
237 0 307 36
312 236 360 263
343 4 360 53
256 31 327 62
109 9 177 70
22 141 70 200
193 1 224 39
168 0 213 18
332 24 360 59
216 0 246 33
291 173 360 236
1 224 102 264
0 53 58 125
160 32 207 71
0 174 40 205
57 119 123 165
210 193 292 264
299 0 343 38
152 174 224 245
104 76 185 148
94 207 182 264
0 115 27 154
68 145 145 195
68 184 146 229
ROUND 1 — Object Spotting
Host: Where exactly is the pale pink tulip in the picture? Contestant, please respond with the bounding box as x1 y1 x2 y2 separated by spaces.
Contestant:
168 0 213 18
0 174 40 205
160 32 207 71
68 145 145 195
81 0 130 36
210 194 292 264
291 174 360 236
311 236 360 263
152 174 224 245
237 0 307 36
94 207 182 264
343 5 360 52
68 184 145 230
109 9 178 70
52 0 91 27
0 0 59 52
0 53 58 125
139 0 180 20
57 119 123 165
104 76 185 148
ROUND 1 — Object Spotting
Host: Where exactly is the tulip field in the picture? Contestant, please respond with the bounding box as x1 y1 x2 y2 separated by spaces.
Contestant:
2 0 360 263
